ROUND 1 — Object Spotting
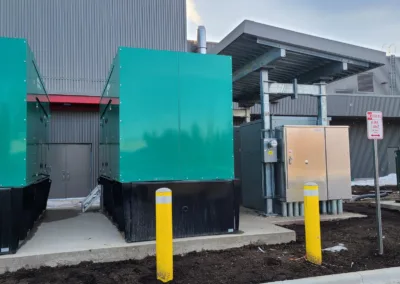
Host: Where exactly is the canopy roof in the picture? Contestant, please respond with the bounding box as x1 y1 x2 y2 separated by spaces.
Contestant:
210 20 386 103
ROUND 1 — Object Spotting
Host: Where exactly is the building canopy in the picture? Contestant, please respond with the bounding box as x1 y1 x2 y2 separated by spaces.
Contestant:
210 20 386 103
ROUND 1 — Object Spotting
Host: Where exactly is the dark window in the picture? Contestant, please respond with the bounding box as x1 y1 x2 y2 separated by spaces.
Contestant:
357 73 374 92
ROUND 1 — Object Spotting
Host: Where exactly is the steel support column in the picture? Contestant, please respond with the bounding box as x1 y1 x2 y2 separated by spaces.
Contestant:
245 108 251 123
317 83 328 126
260 69 274 215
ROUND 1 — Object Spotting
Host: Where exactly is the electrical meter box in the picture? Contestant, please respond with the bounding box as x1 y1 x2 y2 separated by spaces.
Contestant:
263 138 278 163
0 37 50 188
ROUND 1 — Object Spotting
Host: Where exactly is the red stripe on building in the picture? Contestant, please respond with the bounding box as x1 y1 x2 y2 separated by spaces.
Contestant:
48 95 101 105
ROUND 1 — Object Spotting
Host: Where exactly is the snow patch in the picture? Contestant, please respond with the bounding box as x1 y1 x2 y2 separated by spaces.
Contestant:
323 243 348 253
351 173 397 186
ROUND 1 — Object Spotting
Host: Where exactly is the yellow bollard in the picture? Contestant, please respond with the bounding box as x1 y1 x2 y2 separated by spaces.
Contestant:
304 182 322 265
156 188 173 282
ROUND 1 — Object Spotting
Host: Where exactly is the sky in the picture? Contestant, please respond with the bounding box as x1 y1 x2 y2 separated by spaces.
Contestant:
186 0 400 55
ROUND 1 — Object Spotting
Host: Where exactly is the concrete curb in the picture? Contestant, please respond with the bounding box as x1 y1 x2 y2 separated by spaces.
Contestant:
0 230 295 274
264 267 400 284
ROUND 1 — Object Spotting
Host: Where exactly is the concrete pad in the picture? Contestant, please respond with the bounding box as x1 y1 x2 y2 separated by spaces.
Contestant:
0 209 295 274
269 212 367 226
241 207 366 226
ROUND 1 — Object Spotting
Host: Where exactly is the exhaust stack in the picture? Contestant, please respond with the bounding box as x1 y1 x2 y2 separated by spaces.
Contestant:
197 26 206 54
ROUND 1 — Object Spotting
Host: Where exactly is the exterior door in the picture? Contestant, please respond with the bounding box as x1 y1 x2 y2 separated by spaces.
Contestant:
65 144 91 198
48 144 67 198
48 144 92 199
285 127 327 202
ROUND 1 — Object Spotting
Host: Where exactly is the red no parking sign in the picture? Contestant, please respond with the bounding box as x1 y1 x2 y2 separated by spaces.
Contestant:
366 111 383 140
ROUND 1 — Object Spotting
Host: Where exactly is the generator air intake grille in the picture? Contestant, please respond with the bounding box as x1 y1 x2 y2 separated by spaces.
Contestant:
357 73 374 93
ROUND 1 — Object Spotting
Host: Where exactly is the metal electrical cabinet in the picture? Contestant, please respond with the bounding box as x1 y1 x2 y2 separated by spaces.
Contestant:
276 126 327 202
325 127 352 200
239 121 352 212
276 126 352 203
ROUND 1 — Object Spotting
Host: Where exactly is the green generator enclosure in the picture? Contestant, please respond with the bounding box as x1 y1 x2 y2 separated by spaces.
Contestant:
0 38 51 188
99 48 234 182
99 48 239 242
0 37 51 255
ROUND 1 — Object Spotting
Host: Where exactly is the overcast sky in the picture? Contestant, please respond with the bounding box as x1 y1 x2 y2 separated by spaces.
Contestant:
186 0 400 55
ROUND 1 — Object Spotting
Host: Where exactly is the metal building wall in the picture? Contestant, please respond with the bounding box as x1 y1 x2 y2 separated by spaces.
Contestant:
234 57 400 117
0 0 187 96
331 118 400 179
247 94 400 118
327 57 399 96
49 111 99 188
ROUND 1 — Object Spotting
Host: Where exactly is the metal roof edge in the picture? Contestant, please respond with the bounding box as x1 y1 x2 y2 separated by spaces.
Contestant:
208 20 246 55
242 20 386 65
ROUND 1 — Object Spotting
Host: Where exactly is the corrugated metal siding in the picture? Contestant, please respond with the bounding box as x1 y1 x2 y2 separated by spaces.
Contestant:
237 97 317 116
49 111 99 188
331 118 400 179
270 96 318 116
244 95 400 118
0 0 186 96
326 95 400 117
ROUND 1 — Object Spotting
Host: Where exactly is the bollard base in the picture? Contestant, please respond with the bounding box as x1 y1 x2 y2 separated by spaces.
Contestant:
99 177 240 242
0 177 52 255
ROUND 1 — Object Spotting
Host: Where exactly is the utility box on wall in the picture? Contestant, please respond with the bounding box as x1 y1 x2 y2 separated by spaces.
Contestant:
0 38 51 188
99 48 234 182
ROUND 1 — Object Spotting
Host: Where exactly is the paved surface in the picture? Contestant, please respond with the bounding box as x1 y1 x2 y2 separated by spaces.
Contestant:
373 200 400 212
269 212 367 225
0 209 295 274
241 207 367 226
264 266 400 284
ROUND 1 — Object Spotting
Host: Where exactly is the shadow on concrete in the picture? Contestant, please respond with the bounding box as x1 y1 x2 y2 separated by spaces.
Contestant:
43 209 81 223
21 210 81 247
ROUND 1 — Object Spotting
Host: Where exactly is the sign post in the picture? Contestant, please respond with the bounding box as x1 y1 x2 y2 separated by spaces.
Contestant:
366 111 384 255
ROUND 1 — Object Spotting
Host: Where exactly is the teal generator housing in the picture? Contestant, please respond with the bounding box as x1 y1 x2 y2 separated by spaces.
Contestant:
99 47 240 242
0 38 51 255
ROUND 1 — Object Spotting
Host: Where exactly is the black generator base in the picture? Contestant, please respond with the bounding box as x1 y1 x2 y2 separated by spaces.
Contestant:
99 177 240 242
0 177 51 255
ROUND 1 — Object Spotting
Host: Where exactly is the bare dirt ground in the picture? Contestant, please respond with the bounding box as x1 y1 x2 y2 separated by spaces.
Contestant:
1 203 400 284
352 185 397 195
352 185 400 201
